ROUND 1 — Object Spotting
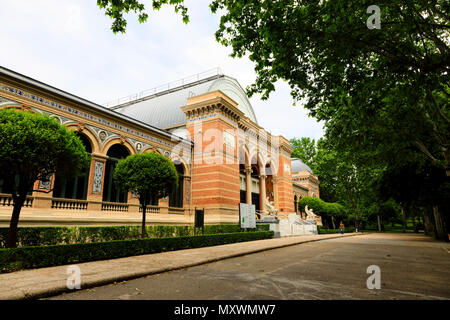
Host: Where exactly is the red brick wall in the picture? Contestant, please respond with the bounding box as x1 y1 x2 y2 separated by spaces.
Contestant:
187 118 240 216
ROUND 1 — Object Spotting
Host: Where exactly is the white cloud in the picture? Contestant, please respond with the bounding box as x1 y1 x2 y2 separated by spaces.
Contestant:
0 0 323 141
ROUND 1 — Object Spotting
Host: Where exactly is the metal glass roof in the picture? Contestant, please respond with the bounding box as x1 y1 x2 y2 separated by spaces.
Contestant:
291 158 313 174
111 74 258 129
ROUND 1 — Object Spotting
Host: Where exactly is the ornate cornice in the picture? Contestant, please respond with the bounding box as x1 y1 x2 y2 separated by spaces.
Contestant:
182 91 244 127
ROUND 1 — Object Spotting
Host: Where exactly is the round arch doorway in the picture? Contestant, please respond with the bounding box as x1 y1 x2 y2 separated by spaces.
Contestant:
102 144 130 203
52 132 92 200
169 161 184 208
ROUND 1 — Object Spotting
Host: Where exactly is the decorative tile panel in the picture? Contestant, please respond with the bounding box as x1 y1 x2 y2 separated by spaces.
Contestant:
38 174 53 190
86 125 119 147
127 137 152 153
186 180 190 204
92 161 104 194
30 107 76 125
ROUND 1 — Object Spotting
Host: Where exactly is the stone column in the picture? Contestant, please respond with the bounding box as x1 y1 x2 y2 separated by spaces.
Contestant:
273 176 279 210
31 174 55 209
128 191 140 214
245 165 252 205
159 196 169 215
184 176 191 215
259 174 267 214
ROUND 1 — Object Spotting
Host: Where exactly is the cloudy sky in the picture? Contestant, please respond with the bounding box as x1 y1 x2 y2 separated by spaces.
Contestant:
0 0 324 140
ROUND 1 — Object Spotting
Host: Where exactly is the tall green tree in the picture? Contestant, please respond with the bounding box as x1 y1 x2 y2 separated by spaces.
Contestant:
0 109 90 248
210 0 450 178
313 137 383 229
113 152 178 238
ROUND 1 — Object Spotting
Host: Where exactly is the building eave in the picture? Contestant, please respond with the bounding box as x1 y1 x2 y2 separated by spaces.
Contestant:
0 66 193 147
293 183 309 191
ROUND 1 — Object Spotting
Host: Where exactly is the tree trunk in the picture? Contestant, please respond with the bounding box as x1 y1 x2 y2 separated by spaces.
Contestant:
331 216 336 229
411 206 417 233
423 210 434 236
423 214 428 235
402 207 406 233
139 193 149 238
375 201 381 232
7 195 26 248
141 204 147 238
432 206 447 241
352 201 359 231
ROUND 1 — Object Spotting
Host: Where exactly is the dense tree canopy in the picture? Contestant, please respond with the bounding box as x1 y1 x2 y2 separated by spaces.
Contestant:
0 109 90 247
114 152 178 237
293 136 383 227
210 0 449 177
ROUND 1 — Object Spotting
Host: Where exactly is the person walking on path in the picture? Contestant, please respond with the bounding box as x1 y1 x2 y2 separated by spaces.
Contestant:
339 221 345 234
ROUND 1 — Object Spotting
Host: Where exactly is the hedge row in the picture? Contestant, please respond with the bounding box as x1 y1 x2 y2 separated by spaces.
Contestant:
0 224 270 248
317 226 355 234
298 197 347 217
0 231 274 273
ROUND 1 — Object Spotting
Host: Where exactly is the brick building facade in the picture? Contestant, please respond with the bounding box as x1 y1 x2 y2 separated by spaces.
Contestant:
0 67 318 226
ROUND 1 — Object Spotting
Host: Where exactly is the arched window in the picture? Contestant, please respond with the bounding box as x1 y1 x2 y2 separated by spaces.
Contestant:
102 144 130 203
53 133 92 200
251 165 260 212
239 164 246 203
265 163 274 203
0 175 31 195
0 176 14 194
169 162 184 208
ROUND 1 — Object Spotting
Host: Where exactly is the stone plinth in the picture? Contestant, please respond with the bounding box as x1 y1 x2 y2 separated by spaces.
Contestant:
257 213 318 237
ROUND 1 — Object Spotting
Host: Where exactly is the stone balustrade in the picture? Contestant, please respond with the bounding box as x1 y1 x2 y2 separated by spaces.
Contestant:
101 202 129 212
0 193 33 207
139 205 160 214
51 198 88 210
0 193 176 215
168 207 185 214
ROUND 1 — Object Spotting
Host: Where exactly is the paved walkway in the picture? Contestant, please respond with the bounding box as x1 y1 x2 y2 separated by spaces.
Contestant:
0 233 362 300
50 233 450 300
